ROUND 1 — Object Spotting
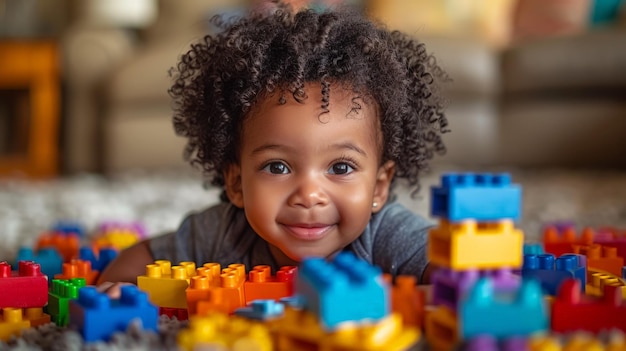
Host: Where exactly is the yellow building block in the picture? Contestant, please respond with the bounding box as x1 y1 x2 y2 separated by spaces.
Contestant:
0 308 30 341
178 313 273 351
425 305 458 351
428 219 523 269
585 268 626 299
137 260 196 309
272 307 420 351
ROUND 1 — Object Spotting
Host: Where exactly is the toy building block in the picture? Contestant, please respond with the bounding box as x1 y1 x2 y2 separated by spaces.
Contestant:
35 232 80 262
244 265 297 304
522 253 586 295
0 261 48 309
186 263 246 315
296 252 389 330
552 279 626 334
460 277 548 339
462 335 530 351
137 260 195 309
54 259 99 285
0 308 31 341
428 219 524 270
384 274 425 328
69 285 158 342
92 223 143 251
235 299 285 321
23 307 51 327
78 246 118 272
573 244 624 276
425 305 458 351
586 268 626 298
432 267 520 311
543 226 594 258
14 247 63 282
158 307 188 321
177 312 273 351
273 306 420 351
51 220 86 237
523 243 545 255
430 173 522 222
47 278 86 326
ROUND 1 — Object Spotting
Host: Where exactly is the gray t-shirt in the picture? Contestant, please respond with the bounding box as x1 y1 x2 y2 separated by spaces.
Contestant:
149 200 432 282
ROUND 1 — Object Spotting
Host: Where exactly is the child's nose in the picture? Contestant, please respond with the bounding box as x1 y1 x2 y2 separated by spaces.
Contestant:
288 174 329 208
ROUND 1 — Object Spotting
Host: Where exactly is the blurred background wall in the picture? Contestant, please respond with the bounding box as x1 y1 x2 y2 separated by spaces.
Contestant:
0 0 624 178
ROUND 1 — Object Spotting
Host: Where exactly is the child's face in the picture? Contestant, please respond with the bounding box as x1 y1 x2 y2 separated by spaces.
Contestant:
225 83 395 265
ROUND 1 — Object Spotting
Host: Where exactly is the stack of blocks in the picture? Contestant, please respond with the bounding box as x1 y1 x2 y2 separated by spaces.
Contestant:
426 173 548 350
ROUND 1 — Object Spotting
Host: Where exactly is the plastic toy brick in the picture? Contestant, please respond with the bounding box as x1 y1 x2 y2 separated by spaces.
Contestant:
425 305 458 351
0 308 31 341
54 259 99 285
177 312 273 351
460 277 548 339
523 243 545 255
432 267 520 311
47 278 86 326
543 225 594 258
385 274 425 328
92 226 142 251
35 232 80 262
78 246 118 272
51 220 86 237
158 307 188 321
137 260 195 309
244 265 297 304
428 219 524 270
430 173 522 222
0 261 48 308
235 299 285 321
23 307 51 327
186 262 246 315
522 253 586 295
586 268 626 298
551 279 626 333
69 285 158 342
296 252 389 330
573 244 624 276
462 335 530 351
273 306 420 351
12 247 63 282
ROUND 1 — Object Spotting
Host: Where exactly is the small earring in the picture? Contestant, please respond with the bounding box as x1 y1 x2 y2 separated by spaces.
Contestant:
372 202 378 208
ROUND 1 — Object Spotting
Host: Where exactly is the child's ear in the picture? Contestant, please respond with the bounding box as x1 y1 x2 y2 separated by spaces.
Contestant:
372 160 395 213
224 164 244 208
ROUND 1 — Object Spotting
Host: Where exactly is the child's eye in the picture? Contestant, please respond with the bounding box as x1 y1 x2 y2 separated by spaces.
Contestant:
262 162 290 174
328 162 354 175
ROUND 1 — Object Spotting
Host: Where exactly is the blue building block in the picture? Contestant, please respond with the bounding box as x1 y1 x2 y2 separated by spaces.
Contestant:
234 299 285 321
51 220 86 237
13 247 63 281
460 277 548 339
69 285 158 342
431 173 522 222
522 253 586 295
79 247 118 272
296 252 389 330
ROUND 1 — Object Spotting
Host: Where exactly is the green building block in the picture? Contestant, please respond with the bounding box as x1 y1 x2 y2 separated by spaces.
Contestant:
46 278 86 326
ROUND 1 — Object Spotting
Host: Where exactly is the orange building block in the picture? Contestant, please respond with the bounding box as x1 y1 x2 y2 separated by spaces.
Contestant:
425 305 458 351
35 232 80 262
543 226 594 257
187 263 246 316
54 259 99 285
137 260 195 310
0 308 30 341
586 268 626 298
244 265 297 304
23 307 51 327
385 274 425 328
574 244 623 276
428 219 524 269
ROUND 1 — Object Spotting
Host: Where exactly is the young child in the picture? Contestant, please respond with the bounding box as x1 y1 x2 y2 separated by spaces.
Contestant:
98 3 448 288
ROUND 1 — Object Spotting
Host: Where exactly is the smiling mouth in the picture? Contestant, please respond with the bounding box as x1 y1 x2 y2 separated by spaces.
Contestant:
283 224 334 241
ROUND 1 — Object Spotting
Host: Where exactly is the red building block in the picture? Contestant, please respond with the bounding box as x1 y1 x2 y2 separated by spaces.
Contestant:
573 244 623 276
36 232 80 262
243 265 297 304
543 226 594 257
552 279 626 333
0 261 48 308
54 259 99 285
159 307 188 321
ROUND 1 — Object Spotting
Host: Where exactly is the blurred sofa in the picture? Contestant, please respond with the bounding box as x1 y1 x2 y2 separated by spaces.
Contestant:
61 0 626 174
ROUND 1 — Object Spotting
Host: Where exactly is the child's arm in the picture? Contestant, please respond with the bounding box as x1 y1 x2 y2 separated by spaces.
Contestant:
96 240 154 285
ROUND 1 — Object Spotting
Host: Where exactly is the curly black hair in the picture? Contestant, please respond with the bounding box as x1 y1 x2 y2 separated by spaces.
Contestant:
169 4 449 198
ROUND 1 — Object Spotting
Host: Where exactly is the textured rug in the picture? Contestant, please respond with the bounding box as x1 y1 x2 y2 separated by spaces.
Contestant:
2 164 626 262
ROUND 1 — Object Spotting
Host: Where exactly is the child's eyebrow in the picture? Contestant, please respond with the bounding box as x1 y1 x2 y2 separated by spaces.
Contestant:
330 142 367 157
250 142 367 157
250 144 285 155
